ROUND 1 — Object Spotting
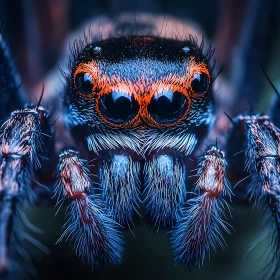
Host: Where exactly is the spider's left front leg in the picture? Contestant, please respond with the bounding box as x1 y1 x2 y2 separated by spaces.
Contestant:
229 114 280 279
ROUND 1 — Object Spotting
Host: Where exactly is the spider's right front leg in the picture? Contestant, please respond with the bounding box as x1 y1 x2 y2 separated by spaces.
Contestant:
0 106 55 275
0 27 24 119
0 29 54 275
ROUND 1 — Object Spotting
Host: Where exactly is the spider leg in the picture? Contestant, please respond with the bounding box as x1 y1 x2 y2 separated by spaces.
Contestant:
0 106 53 274
0 27 24 120
233 115 280 279
99 153 141 226
171 146 232 267
55 149 123 267
261 66 280 128
0 29 54 275
271 93 280 128
143 154 186 229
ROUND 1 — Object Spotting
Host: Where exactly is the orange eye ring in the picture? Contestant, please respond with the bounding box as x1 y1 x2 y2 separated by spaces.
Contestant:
189 71 210 98
141 85 191 128
187 58 211 98
95 90 142 129
73 63 100 99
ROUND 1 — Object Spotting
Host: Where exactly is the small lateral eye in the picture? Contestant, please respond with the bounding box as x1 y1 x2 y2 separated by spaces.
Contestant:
191 72 210 95
75 73 93 95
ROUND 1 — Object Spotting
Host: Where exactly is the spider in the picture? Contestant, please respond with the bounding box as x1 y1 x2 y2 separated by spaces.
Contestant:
0 12 279 280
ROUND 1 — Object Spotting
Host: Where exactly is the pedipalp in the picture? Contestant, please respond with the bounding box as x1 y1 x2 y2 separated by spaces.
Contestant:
55 149 123 267
171 146 232 267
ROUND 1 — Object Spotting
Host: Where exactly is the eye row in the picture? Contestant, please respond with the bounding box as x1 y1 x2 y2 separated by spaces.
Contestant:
97 89 190 125
74 71 210 127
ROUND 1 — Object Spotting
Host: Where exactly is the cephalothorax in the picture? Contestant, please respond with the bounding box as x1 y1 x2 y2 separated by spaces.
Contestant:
0 15 280 280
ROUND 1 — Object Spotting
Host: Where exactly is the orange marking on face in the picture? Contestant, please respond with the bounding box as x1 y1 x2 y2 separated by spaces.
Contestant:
74 62 101 99
139 82 191 128
96 76 144 128
73 57 210 128
186 57 211 98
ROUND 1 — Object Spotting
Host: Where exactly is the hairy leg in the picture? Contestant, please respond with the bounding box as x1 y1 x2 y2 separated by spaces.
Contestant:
233 115 280 279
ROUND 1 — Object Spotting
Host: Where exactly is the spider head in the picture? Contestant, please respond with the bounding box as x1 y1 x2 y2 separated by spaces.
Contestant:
64 36 216 155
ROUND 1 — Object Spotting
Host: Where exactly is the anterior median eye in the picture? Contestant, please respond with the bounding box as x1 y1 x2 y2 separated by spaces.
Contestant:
75 73 93 95
98 91 139 124
148 90 189 124
191 72 210 95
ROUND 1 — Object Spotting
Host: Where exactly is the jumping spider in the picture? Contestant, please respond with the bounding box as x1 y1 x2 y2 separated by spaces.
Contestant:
0 13 279 280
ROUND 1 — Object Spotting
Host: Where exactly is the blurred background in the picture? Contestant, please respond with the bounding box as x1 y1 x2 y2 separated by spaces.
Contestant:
0 0 280 279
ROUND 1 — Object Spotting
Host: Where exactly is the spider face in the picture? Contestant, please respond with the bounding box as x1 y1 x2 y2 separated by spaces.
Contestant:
65 36 214 156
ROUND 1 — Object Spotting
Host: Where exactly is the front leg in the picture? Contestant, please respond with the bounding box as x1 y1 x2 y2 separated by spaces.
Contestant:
230 115 280 279
0 27 23 121
0 26 56 275
0 106 52 275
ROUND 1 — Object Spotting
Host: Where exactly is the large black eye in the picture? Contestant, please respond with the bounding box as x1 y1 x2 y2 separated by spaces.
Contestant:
98 91 139 124
75 73 93 95
148 90 188 124
191 72 209 94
